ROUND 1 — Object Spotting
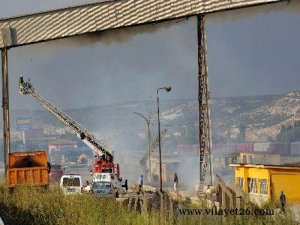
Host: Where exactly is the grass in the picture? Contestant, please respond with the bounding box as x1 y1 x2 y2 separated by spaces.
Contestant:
0 184 143 225
0 183 297 225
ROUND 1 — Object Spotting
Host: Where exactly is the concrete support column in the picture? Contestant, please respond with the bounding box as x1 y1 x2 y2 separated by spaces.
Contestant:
2 47 10 178
1 27 12 179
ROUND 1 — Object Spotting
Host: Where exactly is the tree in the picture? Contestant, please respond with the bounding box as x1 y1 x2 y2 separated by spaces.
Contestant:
237 123 246 142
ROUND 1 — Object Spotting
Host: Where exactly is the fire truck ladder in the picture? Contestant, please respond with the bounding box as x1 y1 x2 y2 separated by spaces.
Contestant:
18 77 113 159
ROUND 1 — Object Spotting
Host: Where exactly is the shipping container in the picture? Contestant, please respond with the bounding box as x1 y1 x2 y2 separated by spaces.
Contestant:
237 143 254 153
253 142 271 152
290 142 300 155
177 145 199 155
7 151 49 187
177 144 200 156
212 144 237 154
269 143 290 156
191 145 199 153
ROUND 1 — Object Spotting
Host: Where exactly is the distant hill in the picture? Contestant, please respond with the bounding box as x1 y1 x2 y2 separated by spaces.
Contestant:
7 90 300 144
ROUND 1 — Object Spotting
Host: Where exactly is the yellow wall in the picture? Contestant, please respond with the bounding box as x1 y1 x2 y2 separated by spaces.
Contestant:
271 172 300 203
234 166 300 204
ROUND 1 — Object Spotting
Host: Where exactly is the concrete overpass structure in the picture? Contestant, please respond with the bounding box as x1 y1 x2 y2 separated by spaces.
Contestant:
0 0 287 48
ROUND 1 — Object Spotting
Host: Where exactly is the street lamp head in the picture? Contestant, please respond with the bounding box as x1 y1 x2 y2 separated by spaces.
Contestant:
164 86 171 92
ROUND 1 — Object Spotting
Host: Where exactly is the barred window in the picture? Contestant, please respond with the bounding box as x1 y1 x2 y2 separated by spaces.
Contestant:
236 177 244 189
247 178 257 193
260 179 268 194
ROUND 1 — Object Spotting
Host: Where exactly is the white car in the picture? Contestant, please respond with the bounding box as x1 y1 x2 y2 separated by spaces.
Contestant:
92 181 117 198
93 173 123 196
60 174 82 195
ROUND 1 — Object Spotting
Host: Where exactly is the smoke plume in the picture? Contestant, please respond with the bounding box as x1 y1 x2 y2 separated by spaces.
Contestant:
43 18 188 49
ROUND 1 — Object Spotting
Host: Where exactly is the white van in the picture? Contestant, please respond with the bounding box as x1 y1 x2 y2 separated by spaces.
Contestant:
60 174 82 195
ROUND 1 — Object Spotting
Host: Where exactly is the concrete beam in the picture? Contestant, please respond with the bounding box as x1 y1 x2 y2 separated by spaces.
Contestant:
0 0 286 48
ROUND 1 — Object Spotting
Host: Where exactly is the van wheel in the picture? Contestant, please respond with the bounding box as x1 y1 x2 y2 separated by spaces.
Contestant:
116 192 119 198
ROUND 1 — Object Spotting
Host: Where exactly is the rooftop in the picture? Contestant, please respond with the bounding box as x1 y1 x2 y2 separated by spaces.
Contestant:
49 139 77 146
230 163 300 170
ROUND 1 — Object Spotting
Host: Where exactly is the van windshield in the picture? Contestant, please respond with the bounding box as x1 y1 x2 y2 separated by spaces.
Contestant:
63 177 80 187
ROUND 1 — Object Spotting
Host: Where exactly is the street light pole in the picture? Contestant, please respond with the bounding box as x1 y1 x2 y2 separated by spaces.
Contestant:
156 86 171 192
133 112 152 183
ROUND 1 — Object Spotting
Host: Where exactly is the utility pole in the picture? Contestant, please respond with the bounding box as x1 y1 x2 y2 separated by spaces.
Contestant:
157 86 171 192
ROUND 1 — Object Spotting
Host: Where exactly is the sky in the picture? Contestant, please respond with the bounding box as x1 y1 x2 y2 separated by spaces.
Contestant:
0 0 299 109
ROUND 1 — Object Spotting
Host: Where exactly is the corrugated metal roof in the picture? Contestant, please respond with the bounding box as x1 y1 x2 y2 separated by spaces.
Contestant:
230 163 300 170
49 139 77 146
0 0 285 48
60 146 93 154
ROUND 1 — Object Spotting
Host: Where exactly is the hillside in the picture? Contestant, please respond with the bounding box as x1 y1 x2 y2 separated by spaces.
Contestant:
7 90 300 144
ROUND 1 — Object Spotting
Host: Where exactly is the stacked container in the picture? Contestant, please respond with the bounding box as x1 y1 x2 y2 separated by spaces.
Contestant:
269 143 290 156
212 144 237 154
290 142 300 155
253 142 271 152
236 143 254 153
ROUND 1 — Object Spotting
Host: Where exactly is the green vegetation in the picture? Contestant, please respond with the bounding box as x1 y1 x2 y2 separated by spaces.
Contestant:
0 183 297 225
0 184 145 225
237 123 246 142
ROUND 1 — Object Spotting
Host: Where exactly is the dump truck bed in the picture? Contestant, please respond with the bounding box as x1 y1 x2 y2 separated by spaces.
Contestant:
7 167 49 187
7 151 49 187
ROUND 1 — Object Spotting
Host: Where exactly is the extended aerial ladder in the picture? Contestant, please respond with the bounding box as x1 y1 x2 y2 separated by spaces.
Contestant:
18 76 120 176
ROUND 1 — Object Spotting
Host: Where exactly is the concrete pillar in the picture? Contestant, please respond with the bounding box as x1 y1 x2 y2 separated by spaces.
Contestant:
1 27 12 179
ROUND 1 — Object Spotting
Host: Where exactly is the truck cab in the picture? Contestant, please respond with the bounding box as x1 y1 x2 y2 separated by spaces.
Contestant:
60 174 82 195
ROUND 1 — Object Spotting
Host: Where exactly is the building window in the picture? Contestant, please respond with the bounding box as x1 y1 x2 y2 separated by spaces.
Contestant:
247 178 250 193
236 177 244 189
260 179 268 195
247 178 257 193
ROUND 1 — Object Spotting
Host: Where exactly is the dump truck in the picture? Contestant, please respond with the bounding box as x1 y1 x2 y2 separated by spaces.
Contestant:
7 151 49 188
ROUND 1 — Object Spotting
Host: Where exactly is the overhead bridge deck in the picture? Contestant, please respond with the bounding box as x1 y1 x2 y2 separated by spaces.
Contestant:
0 0 286 48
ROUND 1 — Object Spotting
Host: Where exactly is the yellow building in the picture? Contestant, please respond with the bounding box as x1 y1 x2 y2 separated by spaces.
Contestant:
230 164 300 205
